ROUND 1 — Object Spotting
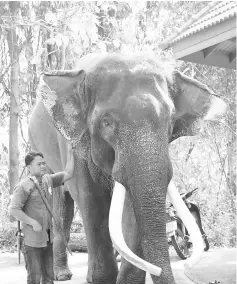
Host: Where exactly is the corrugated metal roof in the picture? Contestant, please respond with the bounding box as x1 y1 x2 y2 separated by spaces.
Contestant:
171 1 237 44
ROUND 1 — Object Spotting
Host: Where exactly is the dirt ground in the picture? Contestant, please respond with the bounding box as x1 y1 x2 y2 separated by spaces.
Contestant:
0 248 235 284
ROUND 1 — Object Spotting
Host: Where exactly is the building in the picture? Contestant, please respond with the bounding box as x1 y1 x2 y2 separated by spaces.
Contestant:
160 2 236 70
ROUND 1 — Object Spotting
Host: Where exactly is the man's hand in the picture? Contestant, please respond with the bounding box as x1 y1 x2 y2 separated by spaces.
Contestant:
31 220 42 232
63 143 75 183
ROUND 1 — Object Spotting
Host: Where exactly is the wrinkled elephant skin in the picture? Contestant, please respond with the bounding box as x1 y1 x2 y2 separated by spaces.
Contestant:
29 53 226 284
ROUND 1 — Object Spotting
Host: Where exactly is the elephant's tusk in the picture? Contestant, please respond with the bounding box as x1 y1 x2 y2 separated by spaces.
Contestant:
167 180 204 269
109 181 162 276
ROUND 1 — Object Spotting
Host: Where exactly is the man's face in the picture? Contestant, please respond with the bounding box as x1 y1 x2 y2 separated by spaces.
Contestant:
28 156 47 177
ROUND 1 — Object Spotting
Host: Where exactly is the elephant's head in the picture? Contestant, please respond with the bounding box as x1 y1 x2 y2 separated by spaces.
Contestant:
37 54 226 282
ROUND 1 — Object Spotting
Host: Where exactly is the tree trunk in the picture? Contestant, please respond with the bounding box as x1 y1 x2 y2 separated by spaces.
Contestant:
225 69 236 213
61 23 66 70
227 116 236 197
6 1 20 195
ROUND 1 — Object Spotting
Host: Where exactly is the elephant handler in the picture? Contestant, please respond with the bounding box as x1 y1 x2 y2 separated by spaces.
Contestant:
9 144 74 284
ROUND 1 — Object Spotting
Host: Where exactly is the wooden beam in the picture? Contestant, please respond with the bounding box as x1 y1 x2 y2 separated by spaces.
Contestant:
203 43 219 58
229 51 236 63
181 51 236 70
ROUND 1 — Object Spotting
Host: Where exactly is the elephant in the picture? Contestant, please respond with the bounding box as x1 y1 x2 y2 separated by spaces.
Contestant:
29 53 226 284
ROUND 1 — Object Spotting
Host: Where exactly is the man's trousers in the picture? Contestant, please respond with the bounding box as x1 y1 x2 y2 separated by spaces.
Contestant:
24 242 54 284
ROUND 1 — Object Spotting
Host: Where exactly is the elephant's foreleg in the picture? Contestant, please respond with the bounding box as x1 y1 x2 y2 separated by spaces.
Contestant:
75 158 118 284
53 187 74 281
117 192 146 284
82 193 118 284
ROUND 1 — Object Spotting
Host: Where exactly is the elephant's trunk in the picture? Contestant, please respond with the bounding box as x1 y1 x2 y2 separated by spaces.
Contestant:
167 180 204 269
109 181 162 276
110 133 175 283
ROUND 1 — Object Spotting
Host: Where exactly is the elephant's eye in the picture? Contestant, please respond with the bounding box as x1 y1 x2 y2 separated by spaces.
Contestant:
101 117 112 128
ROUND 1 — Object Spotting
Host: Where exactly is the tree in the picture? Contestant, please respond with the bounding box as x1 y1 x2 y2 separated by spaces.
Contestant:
6 1 20 195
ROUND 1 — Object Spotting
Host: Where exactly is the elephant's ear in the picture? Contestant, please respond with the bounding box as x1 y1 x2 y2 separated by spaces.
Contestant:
37 70 89 147
169 71 227 141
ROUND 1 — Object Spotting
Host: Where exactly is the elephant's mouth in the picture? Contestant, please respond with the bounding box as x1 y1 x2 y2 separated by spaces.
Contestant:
109 181 204 276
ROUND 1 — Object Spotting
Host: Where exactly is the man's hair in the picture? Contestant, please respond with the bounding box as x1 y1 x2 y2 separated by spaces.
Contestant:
25 152 44 166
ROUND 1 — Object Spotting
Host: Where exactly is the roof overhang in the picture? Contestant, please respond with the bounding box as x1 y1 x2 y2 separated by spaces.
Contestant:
160 2 236 70
171 16 236 69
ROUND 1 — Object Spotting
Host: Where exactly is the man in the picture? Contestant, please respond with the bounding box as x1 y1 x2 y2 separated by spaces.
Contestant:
9 144 74 284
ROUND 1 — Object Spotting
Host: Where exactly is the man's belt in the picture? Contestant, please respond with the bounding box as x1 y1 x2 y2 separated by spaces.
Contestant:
29 176 72 255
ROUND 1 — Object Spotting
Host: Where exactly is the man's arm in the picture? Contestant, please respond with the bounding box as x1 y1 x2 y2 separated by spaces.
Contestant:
49 144 75 188
63 143 75 183
10 209 42 232
9 186 42 232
